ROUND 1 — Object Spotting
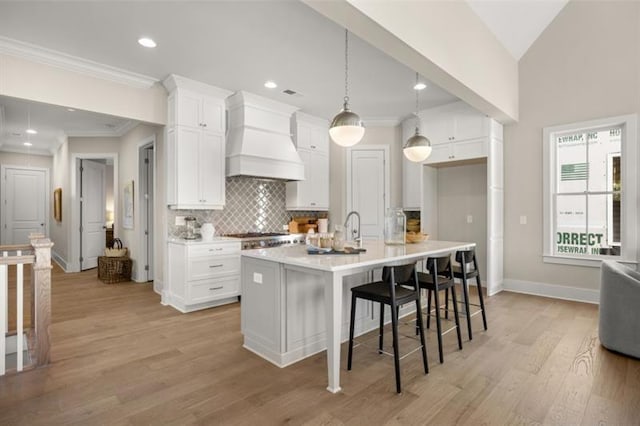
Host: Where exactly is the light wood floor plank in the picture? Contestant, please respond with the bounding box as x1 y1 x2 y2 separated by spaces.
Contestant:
0 265 639 425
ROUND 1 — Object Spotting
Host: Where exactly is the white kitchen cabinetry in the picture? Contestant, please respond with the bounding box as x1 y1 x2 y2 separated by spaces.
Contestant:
163 75 232 210
421 101 489 165
166 240 241 313
286 112 329 211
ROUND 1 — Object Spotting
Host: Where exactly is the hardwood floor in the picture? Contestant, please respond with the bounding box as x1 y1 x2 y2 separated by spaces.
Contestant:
1 265 639 425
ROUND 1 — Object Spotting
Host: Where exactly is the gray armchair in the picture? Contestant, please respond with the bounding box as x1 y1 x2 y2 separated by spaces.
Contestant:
599 260 640 358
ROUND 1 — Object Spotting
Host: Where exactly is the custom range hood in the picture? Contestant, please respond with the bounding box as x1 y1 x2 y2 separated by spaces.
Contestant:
226 91 304 181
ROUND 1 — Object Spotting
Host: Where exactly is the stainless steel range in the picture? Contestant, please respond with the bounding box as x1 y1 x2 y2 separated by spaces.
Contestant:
224 232 305 250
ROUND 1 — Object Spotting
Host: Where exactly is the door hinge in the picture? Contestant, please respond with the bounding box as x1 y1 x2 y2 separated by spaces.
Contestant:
79 256 83 262
144 158 149 164
144 230 149 236
80 166 84 172
79 226 83 232
144 265 149 271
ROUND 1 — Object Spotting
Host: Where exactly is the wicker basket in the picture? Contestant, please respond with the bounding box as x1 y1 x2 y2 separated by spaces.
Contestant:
98 255 132 284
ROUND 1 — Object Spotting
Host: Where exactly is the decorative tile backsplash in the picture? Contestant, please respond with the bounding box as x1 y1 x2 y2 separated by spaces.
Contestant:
168 177 320 237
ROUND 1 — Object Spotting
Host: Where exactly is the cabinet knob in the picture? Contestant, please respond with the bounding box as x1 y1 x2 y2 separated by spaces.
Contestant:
311 202 316 206
310 145 316 149
202 123 207 127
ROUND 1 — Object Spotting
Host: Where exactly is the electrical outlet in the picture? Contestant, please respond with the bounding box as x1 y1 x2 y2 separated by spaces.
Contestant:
253 272 263 284
175 215 185 226
520 215 527 225
466 215 473 224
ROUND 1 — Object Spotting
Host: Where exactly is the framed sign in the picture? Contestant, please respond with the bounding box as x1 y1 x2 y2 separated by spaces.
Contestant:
123 181 134 229
53 188 62 222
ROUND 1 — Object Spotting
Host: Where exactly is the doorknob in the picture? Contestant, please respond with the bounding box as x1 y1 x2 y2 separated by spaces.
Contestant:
40 223 44 226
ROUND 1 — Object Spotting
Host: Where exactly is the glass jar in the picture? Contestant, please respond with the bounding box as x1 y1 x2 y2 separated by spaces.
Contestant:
384 208 406 245
332 225 345 251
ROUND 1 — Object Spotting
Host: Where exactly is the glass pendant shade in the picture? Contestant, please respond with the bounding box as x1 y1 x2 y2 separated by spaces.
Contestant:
329 104 365 147
403 130 432 162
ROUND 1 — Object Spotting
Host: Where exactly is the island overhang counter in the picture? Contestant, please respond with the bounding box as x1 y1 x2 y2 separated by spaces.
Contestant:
240 239 475 394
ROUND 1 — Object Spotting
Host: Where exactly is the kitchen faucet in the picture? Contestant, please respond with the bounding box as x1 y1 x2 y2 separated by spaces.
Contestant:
344 211 362 248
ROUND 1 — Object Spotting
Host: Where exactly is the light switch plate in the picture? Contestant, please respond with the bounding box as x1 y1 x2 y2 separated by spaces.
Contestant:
175 215 185 226
253 272 263 284
520 215 527 225
466 215 473 224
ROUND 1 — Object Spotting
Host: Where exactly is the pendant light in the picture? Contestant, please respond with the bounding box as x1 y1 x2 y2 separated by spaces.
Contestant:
403 73 432 162
329 29 365 147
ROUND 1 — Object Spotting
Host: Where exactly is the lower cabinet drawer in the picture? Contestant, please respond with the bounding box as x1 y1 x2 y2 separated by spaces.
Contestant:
188 276 240 304
188 255 240 280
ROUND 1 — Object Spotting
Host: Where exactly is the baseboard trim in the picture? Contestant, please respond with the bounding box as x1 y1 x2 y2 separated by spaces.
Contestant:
503 279 599 304
51 251 69 272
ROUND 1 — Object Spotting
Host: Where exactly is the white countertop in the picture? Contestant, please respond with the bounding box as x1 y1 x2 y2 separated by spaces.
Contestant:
241 239 475 272
168 236 241 245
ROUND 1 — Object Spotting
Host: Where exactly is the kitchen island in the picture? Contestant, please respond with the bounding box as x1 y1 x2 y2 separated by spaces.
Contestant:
240 239 474 393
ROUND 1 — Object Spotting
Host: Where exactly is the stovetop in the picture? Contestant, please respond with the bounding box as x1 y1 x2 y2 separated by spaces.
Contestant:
224 232 289 239
223 232 306 249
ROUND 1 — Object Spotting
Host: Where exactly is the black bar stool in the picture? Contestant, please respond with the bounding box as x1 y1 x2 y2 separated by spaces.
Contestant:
453 249 487 340
347 262 428 394
417 255 463 363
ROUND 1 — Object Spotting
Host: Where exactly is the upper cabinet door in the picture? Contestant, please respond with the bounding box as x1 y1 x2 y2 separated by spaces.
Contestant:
201 97 225 133
199 132 225 207
422 112 454 145
309 126 329 154
454 104 488 142
175 127 201 205
176 90 201 130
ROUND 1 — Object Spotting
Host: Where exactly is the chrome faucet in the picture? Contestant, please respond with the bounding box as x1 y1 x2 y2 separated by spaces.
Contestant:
344 211 362 248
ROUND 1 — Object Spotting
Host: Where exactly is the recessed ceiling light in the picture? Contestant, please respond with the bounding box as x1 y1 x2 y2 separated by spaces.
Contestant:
26 129 38 135
264 81 278 89
138 37 157 48
67 108 76 112
413 82 427 91
23 142 32 147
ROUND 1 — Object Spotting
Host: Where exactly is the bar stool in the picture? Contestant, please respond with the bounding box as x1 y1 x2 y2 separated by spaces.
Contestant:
348 262 428 394
417 255 463 363
452 249 487 340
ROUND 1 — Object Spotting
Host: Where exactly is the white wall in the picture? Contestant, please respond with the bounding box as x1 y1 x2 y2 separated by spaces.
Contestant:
436 163 487 280
504 1 640 291
329 126 402 228
0 152 52 169
117 123 165 285
51 138 69 265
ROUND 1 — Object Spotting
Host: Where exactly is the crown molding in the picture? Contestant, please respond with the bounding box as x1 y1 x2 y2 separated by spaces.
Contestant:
0 36 159 89
361 117 402 127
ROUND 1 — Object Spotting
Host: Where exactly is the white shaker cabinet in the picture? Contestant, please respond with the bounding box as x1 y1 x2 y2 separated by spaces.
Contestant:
166 240 241 313
286 112 329 211
163 74 232 210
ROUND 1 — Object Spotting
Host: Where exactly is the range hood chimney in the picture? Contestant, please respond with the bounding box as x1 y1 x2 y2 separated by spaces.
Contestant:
226 91 304 181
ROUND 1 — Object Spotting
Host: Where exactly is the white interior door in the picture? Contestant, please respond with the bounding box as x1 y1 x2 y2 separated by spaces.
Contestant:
1 167 47 245
81 160 106 270
349 149 387 240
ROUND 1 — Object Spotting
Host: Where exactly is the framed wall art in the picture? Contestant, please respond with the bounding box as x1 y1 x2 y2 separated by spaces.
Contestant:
123 181 134 229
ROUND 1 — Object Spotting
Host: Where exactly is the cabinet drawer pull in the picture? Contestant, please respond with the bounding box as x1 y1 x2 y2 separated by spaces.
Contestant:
209 286 223 290
209 264 223 268
209 248 223 251
310 145 316 149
